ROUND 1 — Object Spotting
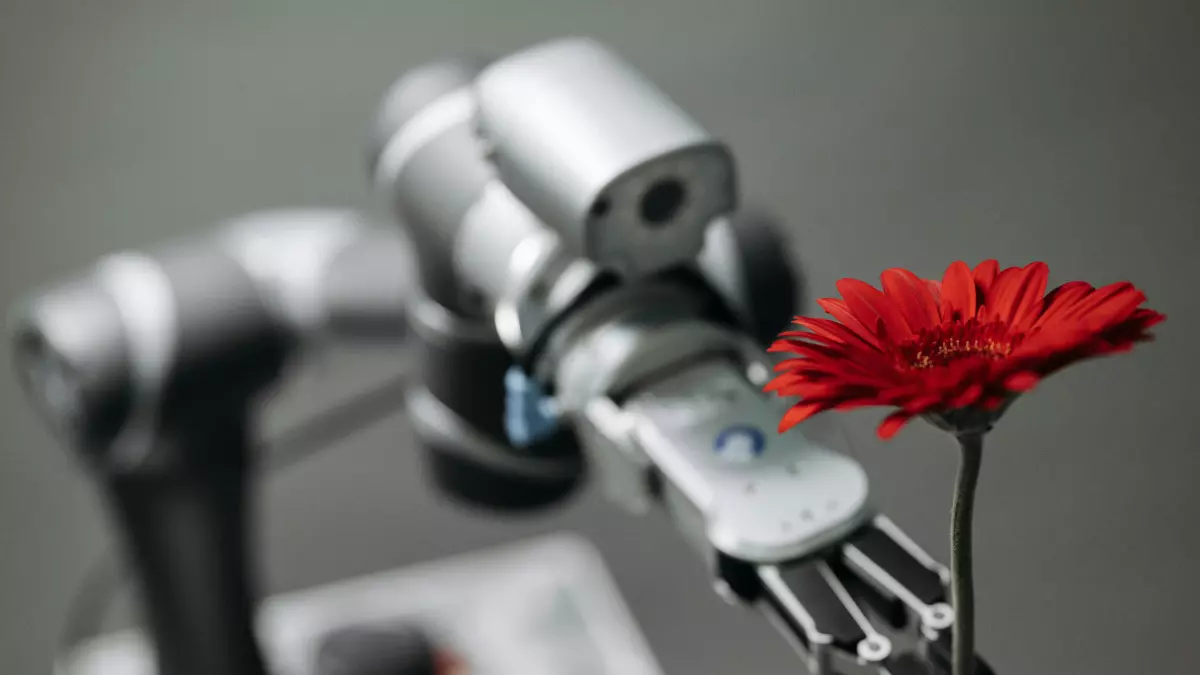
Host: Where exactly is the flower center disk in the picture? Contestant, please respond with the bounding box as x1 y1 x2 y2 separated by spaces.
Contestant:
901 320 1020 370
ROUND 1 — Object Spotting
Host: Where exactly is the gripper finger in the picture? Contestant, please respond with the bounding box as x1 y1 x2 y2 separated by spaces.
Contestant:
840 516 954 634
758 559 893 673
880 652 937 675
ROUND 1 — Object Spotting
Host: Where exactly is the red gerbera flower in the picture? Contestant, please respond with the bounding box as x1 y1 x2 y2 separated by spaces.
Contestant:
766 260 1165 439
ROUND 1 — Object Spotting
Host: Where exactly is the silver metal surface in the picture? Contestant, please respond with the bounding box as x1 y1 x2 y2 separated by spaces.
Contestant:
490 227 604 357
532 280 700 388
575 397 652 515
693 217 755 333
91 253 177 467
454 181 549 307
545 277 742 416
218 210 366 339
621 358 871 563
758 565 834 675
373 87 478 195
475 37 735 277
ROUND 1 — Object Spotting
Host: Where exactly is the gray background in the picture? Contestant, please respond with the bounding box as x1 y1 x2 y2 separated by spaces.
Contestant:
1 2 1197 674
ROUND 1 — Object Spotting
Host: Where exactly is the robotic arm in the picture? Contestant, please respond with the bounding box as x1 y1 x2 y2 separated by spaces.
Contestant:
9 211 413 675
9 36 996 675
368 37 997 675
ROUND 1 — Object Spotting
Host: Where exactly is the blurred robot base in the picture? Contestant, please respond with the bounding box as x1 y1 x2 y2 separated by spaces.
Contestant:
56 534 664 675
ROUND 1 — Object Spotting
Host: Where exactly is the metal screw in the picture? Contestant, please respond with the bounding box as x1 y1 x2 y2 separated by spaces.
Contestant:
858 635 891 662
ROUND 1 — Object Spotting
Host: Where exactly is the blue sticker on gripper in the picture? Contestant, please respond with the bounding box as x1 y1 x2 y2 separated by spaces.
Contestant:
713 425 767 461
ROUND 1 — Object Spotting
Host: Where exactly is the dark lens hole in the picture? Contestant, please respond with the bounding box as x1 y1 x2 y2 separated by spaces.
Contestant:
639 179 686 226
589 197 611 219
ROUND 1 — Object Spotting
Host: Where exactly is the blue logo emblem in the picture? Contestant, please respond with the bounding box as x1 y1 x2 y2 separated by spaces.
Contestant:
713 425 766 463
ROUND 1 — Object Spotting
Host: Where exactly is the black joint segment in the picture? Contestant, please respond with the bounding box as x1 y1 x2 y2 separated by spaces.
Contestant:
847 523 946 606
650 266 744 335
883 652 935 675
716 553 761 603
407 290 513 443
408 387 584 513
927 632 996 675
723 208 803 346
768 560 866 651
155 243 291 425
316 622 440 675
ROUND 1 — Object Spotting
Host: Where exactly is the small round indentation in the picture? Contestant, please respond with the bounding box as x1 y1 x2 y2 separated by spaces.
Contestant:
826 499 839 512
785 464 800 475
589 197 611 219
639 178 686 226
744 482 757 495
781 521 792 532
800 509 814 522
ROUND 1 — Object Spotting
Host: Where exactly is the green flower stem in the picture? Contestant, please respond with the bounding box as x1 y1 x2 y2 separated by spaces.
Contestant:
951 431 985 675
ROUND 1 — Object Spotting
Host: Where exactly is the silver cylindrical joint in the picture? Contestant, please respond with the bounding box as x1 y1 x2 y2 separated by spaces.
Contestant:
9 274 135 450
456 182 606 357
453 181 549 305
216 209 414 344
368 57 495 314
475 37 738 278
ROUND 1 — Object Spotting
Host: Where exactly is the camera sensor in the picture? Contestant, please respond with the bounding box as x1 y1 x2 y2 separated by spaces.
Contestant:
639 178 686 226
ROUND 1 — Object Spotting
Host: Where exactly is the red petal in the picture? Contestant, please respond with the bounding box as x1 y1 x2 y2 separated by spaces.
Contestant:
1008 261 1046 326
768 338 855 361
769 376 882 400
1064 282 1146 330
1010 263 1050 330
901 391 951 412
990 262 1049 330
793 317 881 351
940 261 977 321
926 279 943 308
837 278 913 341
1032 282 1094 330
1108 309 1166 341
881 268 941 332
1004 371 1040 391
763 372 802 392
774 331 844 348
1042 280 1093 306
1009 325 1092 362
816 298 883 349
973 260 1000 300
768 346 899 386
949 382 985 408
779 401 827 432
877 410 915 439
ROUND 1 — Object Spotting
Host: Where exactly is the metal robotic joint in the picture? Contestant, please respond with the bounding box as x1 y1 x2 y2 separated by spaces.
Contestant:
368 35 998 675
